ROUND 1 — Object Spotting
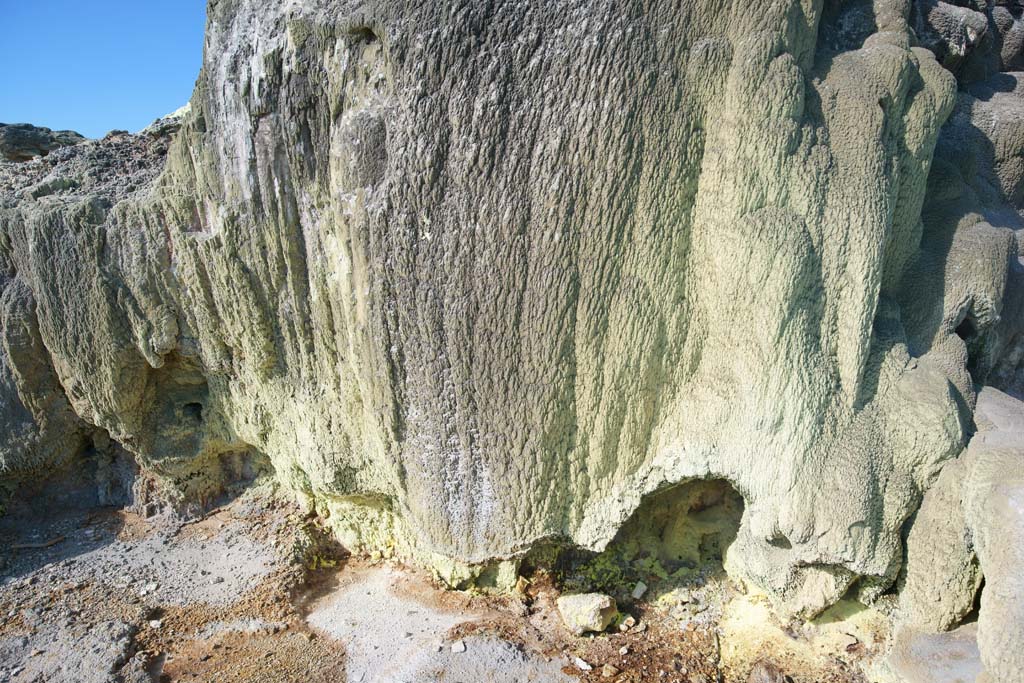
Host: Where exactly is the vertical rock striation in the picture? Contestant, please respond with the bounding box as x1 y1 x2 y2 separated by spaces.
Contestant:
0 6 1021 674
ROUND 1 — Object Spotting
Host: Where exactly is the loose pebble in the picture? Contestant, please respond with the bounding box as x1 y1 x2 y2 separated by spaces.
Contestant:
573 656 593 671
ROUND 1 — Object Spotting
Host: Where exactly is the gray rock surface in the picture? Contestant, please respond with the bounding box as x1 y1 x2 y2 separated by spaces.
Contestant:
961 389 1024 683
0 0 1021 658
896 387 1024 682
0 485 296 683
898 455 981 633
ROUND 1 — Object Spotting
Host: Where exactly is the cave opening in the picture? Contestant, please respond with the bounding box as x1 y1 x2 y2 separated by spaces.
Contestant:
348 25 379 45
534 479 745 600
620 478 744 572
182 401 203 423
955 315 978 344
954 310 986 378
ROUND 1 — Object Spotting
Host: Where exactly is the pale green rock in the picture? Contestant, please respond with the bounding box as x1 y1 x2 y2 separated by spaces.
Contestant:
556 593 618 635
0 1 1020 649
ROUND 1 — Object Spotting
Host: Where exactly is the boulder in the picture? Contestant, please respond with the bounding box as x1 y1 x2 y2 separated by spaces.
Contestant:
556 593 618 635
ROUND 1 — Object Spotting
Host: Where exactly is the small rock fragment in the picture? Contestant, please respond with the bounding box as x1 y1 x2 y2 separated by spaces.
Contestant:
619 615 636 632
631 581 648 600
619 646 629 656
451 639 466 653
573 656 593 671
669 604 690 622
602 663 621 678
148 620 162 629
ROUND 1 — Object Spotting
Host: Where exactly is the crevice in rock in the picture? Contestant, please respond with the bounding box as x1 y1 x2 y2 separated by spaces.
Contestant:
818 0 878 55
182 401 203 424
957 576 986 627
955 315 978 343
348 25 380 45
87 430 141 509
954 307 986 379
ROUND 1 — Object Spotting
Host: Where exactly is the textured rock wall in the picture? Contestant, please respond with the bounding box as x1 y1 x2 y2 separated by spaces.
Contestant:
0 0 1021 645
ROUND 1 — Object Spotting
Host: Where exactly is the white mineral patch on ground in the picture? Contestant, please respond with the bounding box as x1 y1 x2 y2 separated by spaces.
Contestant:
306 567 572 683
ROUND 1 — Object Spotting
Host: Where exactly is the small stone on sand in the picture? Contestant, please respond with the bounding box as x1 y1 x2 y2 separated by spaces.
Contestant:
573 656 593 671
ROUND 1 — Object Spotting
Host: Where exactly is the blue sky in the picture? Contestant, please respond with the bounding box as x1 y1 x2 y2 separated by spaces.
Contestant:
0 1 207 139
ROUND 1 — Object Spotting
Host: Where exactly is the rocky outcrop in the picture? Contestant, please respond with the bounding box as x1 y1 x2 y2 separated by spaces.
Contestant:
0 127 180 497
0 4 1021 673
963 390 1024 683
896 388 1024 682
0 124 85 162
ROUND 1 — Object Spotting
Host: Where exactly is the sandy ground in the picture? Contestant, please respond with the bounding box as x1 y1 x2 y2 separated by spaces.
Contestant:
0 481 917 683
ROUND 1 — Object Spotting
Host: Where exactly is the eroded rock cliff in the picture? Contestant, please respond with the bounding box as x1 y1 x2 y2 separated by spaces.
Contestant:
0 1 1021 678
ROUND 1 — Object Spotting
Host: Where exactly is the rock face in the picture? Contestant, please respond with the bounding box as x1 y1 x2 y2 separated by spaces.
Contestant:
0 124 85 162
0 1 1021 675
896 389 1024 682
